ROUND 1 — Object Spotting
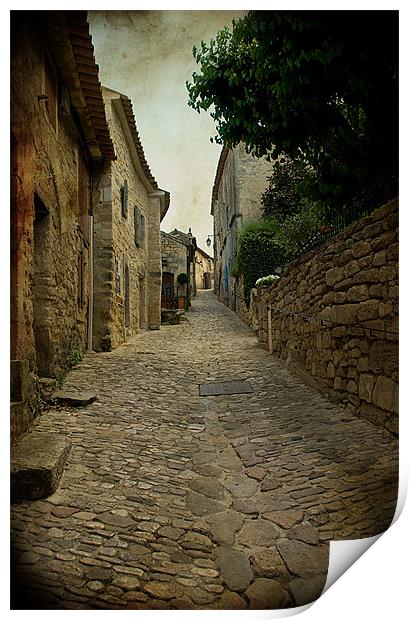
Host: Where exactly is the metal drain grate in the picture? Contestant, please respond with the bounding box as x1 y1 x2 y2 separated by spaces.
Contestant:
199 380 254 396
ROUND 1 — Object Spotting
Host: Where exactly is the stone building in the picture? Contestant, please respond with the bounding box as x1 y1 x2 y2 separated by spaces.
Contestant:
195 247 214 290
161 228 197 308
92 88 170 351
211 143 272 308
11 11 115 439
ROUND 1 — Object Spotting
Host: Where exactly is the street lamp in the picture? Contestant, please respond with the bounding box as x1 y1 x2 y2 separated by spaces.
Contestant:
206 235 214 247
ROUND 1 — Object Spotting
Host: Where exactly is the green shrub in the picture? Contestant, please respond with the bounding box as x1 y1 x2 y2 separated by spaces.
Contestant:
236 220 286 302
177 272 188 285
276 203 322 256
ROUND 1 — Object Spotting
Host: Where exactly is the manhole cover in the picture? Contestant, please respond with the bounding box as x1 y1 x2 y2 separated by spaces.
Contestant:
199 380 254 396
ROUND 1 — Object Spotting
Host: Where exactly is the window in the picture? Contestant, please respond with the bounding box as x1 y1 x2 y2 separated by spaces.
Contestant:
120 180 128 218
134 206 145 247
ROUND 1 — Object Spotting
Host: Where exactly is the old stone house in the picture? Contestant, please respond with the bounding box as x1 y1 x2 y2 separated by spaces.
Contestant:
195 247 214 290
161 229 197 309
11 11 115 440
93 88 170 351
211 143 272 311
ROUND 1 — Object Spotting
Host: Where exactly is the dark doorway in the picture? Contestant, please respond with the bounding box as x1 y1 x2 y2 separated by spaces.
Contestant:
161 272 176 309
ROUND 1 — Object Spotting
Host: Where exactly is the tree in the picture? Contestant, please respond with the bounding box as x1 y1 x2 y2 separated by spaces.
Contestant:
261 157 312 221
187 10 398 207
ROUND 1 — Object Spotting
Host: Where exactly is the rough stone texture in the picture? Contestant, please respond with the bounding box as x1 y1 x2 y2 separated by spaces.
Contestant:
278 541 329 577
249 199 398 435
10 16 105 440
249 548 288 578
289 575 327 606
11 433 71 502
218 591 247 609
10 291 398 610
237 518 283 548
245 578 290 609
215 548 253 591
206 510 244 545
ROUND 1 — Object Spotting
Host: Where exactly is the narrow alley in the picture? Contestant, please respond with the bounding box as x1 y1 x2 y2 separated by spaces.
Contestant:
11 290 398 610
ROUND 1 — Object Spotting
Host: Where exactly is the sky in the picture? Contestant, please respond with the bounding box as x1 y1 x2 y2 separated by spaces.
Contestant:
88 10 247 254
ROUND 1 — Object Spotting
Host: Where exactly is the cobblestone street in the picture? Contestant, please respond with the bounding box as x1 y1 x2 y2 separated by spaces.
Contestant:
11 290 398 610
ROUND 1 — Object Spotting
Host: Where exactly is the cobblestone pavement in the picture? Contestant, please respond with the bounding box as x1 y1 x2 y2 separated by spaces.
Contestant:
11 290 398 610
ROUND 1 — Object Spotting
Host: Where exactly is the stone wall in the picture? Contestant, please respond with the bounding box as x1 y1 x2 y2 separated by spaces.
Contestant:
249 200 398 435
11 19 98 438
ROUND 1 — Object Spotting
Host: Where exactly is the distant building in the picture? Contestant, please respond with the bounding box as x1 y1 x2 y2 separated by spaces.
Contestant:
11 11 115 439
161 228 197 309
211 144 272 315
195 247 214 290
93 88 169 351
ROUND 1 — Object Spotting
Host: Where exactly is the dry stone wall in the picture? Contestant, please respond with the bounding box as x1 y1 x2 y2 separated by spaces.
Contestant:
250 199 398 435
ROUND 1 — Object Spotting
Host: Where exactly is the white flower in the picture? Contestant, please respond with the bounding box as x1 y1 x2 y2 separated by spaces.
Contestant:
255 274 280 286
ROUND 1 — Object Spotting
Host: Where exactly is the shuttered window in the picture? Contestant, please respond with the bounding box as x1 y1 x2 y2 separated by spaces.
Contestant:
120 180 128 218
134 206 145 247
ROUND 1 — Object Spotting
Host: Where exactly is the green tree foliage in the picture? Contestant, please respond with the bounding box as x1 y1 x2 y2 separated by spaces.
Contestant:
261 157 313 221
236 220 286 301
187 10 398 207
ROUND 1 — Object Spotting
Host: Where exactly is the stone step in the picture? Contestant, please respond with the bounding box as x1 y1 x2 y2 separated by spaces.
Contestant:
53 390 97 406
11 433 71 503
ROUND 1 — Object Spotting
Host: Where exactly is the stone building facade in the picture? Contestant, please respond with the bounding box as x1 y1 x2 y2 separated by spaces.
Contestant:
195 247 214 290
11 11 115 440
160 232 189 309
93 88 169 351
211 143 272 307
249 199 398 435
161 229 197 308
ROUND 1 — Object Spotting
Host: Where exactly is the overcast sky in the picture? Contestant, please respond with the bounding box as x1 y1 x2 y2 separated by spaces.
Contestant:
88 10 247 254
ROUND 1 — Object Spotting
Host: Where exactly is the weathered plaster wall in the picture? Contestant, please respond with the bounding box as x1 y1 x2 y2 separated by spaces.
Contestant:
250 200 398 434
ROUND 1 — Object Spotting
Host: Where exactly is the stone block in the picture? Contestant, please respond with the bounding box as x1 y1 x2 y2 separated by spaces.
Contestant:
325 267 344 287
330 304 359 325
351 240 372 259
353 269 379 285
346 285 370 303
11 432 71 502
357 300 379 322
358 373 375 402
53 390 97 406
346 379 358 394
289 576 326 606
359 402 388 428
372 376 398 413
372 250 387 267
